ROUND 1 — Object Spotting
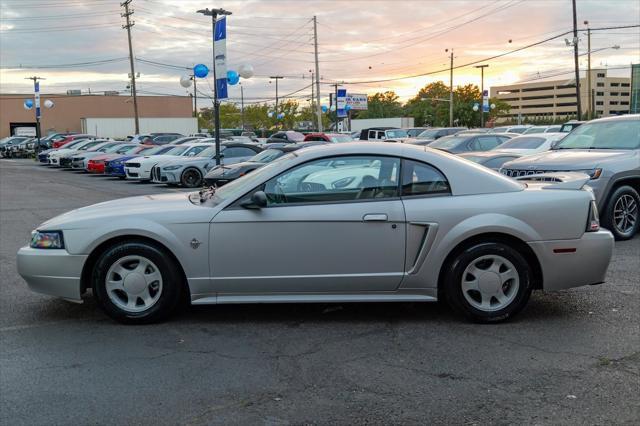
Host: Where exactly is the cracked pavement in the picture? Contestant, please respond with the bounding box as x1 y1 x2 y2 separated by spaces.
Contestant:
1 159 639 425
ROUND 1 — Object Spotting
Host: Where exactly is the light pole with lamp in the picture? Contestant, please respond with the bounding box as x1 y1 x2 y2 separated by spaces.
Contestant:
197 7 231 166
474 64 489 128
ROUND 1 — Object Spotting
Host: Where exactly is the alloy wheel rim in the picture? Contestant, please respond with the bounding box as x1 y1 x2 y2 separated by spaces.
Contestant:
613 194 637 235
105 255 163 313
184 170 200 187
461 254 520 312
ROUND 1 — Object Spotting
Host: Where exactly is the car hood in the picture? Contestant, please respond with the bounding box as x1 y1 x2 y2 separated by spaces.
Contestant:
90 153 121 162
205 161 262 178
127 154 181 164
39 193 207 230
502 149 635 170
157 156 213 168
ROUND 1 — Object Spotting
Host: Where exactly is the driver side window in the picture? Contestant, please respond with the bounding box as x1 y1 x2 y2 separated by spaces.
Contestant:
262 155 400 206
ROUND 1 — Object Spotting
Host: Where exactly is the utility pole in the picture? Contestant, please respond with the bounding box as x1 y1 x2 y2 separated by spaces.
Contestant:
446 48 454 127
585 20 592 120
572 0 582 119
25 76 44 149
333 82 339 131
309 70 315 130
191 74 197 118
474 64 488 128
270 76 283 119
313 16 323 132
240 83 245 131
197 7 232 166
121 0 140 134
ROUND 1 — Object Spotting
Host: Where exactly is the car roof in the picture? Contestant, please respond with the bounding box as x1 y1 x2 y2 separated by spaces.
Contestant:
589 114 638 123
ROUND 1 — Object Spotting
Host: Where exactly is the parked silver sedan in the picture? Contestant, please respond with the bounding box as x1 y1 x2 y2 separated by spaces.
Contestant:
17 143 613 324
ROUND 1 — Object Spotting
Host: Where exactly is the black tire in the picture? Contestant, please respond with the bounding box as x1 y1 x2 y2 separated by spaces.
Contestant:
180 168 203 188
92 240 185 324
602 185 639 241
443 242 533 323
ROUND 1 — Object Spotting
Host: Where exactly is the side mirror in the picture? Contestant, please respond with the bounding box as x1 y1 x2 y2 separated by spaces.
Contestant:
241 190 267 209
550 140 561 150
188 152 196 157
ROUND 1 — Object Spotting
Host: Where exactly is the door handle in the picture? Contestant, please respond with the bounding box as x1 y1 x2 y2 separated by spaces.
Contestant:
363 213 388 222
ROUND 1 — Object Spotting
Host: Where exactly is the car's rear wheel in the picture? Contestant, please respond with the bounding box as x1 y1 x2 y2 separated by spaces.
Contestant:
603 185 639 241
92 241 185 324
443 242 533 323
181 168 203 188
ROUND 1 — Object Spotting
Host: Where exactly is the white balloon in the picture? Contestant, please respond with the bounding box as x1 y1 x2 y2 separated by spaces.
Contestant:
180 75 192 88
472 105 479 112
239 64 254 79
44 99 54 109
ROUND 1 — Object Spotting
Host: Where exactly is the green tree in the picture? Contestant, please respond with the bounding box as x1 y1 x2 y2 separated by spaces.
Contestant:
353 91 403 119
404 82 451 126
453 84 482 127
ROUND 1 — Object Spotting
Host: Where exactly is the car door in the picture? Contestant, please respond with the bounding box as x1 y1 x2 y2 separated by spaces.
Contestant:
210 155 406 294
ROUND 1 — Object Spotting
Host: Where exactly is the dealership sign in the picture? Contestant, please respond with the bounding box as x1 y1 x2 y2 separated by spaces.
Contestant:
345 94 368 110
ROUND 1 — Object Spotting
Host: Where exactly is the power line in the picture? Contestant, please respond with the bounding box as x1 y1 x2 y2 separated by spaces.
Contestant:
1 57 129 70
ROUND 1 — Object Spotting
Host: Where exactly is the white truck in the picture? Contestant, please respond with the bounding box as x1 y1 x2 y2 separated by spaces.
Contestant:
350 117 415 132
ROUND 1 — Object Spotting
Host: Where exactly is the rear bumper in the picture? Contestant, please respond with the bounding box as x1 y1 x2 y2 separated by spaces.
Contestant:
16 246 87 302
528 230 614 291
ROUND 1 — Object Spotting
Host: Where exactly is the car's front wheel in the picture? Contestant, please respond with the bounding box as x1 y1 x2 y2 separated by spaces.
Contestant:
181 168 203 188
92 241 185 324
603 185 639 241
443 242 533 323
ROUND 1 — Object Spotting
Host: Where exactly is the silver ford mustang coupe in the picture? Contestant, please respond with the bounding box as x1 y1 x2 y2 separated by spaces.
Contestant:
17 143 614 324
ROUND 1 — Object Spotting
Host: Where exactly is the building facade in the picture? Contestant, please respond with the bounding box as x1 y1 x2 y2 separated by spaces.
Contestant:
490 68 632 122
0 93 192 138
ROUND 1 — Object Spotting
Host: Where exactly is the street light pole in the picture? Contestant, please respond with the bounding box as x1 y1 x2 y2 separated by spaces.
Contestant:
25 76 44 149
446 48 454 127
571 0 582 119
585 20 591 120
474 64 489 128
197 7 231 166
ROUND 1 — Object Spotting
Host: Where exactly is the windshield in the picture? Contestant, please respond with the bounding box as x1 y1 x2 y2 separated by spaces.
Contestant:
202 153 297 206
329 135 354 143
555 119 640 150
138 145 165 155
407 129 426 137
417 129 441 138
491 127 510 133
118 145 140 154
164 146 189 156
429 136 467 149
523 127 547 134
498 136 546 149
97 144 125 153
386 130 408 138
197 147 216 157
77 140 104 150
249 148 286 163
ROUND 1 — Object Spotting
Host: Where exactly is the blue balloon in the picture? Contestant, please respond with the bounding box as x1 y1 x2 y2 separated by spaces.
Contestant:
345 104 352 111
321 105 328 113
24 99 34 108
193 64 209 78
277 112 285 119
227 70 239 85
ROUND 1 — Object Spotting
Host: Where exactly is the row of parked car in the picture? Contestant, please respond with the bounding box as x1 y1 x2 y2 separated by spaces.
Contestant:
9 115 639 240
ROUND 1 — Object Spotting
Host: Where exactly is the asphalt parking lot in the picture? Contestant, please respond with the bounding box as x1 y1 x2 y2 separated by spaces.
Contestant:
1 158 638 425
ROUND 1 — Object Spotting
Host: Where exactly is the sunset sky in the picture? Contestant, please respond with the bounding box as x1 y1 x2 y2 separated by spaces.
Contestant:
1 0 638 107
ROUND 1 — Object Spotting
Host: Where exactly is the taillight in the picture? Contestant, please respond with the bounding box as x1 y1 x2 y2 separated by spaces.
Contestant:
586 200 600 232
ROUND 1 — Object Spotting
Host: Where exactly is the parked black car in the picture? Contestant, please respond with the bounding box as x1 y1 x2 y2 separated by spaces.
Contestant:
266 131 306 144
204 142 325 186
426 134 512 154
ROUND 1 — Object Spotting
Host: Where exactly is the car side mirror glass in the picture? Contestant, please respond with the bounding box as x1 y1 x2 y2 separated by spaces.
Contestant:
241 190 267 209
188 152 196 156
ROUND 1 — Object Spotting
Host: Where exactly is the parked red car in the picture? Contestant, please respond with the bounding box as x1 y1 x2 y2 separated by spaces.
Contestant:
87 145 150 174
52 134 96 149
303 132 354 143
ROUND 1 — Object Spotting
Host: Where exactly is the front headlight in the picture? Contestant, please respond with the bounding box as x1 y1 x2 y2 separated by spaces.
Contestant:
587 168 602 180
30 230 65 249
163 165 182 170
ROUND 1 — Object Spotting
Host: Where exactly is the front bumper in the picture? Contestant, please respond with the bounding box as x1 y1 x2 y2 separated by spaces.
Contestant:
87 163 105 173
151 165 180 184
71 159 87 169
105 163 125 176
528 229 614 291
17 246 87 302
125 166 152 180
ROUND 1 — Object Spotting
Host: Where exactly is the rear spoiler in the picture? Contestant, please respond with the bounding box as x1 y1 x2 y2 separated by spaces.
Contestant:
515 172 591 190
